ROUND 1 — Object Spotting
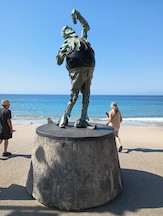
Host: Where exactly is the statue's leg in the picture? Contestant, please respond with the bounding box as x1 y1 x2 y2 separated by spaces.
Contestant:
74 67 94 128
58 92 78 128
58 68 84 128
65 68 85 117
64 91 79 118
81 67 94 121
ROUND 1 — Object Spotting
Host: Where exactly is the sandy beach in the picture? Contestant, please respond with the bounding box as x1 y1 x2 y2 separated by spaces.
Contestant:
0 124 163 216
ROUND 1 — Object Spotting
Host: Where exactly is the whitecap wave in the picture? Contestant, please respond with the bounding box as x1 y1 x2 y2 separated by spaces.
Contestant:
12 115 163 126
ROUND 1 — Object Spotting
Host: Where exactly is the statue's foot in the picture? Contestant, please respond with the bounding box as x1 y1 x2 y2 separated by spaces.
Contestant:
58 116 68 128
74 119 96 129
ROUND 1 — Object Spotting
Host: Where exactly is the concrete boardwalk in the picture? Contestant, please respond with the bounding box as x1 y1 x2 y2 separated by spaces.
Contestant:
0 124 163 216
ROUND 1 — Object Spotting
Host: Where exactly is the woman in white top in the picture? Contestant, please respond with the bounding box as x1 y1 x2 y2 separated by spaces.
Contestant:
106 102 123 152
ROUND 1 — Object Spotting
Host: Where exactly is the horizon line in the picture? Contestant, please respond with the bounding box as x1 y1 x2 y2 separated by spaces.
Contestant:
0 93 163 96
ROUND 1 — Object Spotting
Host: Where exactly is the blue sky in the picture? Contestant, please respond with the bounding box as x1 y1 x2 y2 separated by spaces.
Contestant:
0 0 163 95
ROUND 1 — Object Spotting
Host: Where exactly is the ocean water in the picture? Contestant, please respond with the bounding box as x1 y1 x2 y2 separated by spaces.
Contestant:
0 94 163 126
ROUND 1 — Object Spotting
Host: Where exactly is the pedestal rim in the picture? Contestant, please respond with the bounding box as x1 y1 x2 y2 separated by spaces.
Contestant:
36 122 114 140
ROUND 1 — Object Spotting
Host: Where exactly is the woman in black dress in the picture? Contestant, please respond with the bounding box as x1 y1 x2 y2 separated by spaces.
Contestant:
0 99 15 156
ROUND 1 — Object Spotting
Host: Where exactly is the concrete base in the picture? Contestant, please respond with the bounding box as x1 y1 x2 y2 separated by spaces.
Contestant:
26 123 122 210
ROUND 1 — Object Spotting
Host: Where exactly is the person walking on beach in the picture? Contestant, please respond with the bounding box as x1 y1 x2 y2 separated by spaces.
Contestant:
106 102 123 152
0 99 15 157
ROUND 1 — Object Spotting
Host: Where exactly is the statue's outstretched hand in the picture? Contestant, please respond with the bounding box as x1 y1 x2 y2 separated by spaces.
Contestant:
71 9 90 38
71 9 80 24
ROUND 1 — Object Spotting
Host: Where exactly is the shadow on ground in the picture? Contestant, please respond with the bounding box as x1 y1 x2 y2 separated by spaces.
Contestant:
124 148 163 153
0 168 163 215
85 168 163 215
0 154 31 161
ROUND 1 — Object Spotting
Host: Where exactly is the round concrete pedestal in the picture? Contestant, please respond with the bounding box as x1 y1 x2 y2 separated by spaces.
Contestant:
26 123 122 210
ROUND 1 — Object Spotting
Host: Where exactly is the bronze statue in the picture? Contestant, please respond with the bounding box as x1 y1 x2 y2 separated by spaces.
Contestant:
56 9 95 128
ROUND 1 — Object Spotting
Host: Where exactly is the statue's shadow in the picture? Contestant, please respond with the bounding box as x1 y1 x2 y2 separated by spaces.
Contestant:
85 168 163 215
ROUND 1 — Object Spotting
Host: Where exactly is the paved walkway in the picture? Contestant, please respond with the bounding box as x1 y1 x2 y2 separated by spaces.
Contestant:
0 125 163 216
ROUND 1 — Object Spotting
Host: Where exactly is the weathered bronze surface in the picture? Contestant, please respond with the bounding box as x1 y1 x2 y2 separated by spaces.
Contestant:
56 9 95 128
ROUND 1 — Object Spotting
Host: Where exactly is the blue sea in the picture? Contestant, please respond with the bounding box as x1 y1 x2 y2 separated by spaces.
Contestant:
0 94 163 126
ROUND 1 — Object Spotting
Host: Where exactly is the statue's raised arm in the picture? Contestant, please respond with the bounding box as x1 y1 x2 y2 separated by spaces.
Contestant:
56 9 91 66
71 9 90 39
